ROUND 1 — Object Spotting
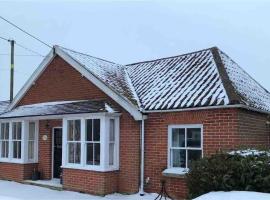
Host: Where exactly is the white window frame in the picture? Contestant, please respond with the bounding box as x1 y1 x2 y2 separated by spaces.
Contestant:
0 120 38 164
168 124 203 170
26 121 39 163
62 113 120 172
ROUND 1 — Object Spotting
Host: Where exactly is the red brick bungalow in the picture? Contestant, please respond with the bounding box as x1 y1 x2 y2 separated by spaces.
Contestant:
0 46 269 199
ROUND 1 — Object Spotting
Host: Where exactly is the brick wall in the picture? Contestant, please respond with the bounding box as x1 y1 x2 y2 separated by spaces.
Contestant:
63 168 118 195
144 108 269 199
0 163 37 181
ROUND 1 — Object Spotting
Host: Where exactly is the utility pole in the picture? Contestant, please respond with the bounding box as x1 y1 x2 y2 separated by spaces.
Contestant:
8 39 15 102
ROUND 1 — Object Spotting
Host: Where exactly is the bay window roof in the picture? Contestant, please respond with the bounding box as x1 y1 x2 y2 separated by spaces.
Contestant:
0 100 118 119
0 101 9 114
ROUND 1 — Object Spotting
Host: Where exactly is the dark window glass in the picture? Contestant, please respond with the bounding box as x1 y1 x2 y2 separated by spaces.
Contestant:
172 128 185 147
187 128 201 148
93 119 100 141
172 149 186 168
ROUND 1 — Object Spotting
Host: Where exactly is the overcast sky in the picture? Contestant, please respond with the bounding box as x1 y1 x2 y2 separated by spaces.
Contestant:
0 0 269 101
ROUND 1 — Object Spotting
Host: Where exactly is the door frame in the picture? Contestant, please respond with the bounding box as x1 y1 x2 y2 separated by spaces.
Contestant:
51 127 62 179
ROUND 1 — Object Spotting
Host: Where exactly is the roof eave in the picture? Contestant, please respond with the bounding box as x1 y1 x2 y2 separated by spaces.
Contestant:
142 104 270 115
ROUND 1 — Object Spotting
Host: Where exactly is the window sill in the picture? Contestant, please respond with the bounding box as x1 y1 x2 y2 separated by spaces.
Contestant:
0 159 38 164
162 168 189 178
62 164 119 172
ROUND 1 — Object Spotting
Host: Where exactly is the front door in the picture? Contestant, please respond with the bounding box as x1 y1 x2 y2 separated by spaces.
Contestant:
53 128 62 179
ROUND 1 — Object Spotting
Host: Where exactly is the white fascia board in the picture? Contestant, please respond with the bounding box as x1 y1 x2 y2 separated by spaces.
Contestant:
8 49 56 111
55 47 144 120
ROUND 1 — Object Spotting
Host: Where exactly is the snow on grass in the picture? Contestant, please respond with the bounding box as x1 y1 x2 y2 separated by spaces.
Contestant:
194 191 270 200
229 149 270 157
0 180 158 200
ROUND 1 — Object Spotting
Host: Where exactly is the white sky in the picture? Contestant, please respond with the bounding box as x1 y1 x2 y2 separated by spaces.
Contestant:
0 0 269 101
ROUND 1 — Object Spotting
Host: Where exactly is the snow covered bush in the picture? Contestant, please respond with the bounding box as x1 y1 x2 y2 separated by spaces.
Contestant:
186 151 270 199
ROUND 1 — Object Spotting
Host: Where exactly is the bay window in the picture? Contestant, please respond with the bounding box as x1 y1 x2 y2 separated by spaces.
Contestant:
63 114 119 171
168 124 203 170
0 121 38 163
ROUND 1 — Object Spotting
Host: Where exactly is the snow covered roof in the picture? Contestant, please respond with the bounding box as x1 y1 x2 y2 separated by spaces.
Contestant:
0 101 9 114
0 100 117 119
6 46 270 116
126 47 270 112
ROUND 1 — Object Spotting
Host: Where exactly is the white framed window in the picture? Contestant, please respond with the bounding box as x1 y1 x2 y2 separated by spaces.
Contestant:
0 122 9 159
168 124 203 170
67 120 81 164
12 122 22 159
62 114 120 172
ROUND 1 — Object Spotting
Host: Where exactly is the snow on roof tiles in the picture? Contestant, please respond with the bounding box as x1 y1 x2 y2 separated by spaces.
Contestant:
220 50 270 112
59 47 139 106
0 101 9 114
126 49 230 110
58 46 270 113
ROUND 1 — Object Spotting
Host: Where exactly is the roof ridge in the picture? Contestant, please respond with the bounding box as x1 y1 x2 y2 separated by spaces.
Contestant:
125 46 217 66
55 45 121 66
210 47 242 104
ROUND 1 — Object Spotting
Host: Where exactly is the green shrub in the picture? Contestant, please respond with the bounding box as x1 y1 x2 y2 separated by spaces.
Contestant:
186 151 270 199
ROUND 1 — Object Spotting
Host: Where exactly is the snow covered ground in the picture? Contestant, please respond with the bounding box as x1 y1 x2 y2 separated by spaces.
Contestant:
0 180 158 200
194 191 270 200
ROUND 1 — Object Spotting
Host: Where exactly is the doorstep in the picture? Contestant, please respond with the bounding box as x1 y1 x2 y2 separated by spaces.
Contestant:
23 178 62 191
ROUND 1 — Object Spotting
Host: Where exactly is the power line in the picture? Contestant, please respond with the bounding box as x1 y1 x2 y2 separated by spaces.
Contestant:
15 42 45 57
0 36 9 42
0 53 44 57
0 16 52 48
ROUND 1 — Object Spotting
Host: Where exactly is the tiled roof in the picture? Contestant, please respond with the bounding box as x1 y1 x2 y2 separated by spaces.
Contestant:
126 48 229 110
59 46 270 113
0 100 117 119
59 47 138 106
0 101 9 114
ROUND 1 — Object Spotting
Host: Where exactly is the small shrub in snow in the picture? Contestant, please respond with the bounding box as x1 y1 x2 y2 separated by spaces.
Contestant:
186 151 270 199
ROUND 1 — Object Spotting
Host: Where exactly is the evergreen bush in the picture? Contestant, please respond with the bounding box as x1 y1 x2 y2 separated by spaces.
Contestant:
186 150 270 199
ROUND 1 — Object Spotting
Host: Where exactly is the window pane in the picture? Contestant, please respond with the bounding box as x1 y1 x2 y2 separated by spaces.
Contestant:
109 143 114 165
75 143 81 163
4 123 9 139
172 149 186 168
172 128 185 147
93 119 100 141
187 128 201 148
68 121 74 141
188 150 202 167
68 143 75 163
1 141 8 158
86 143 93 165
94 143 100 165
86 119 93 141
13 141 21 159
17 123 22 140
12 123 16 139
109 119 115 142
29 122 35 140
74 120 81 141
0 124 4 139
28 141 34 160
